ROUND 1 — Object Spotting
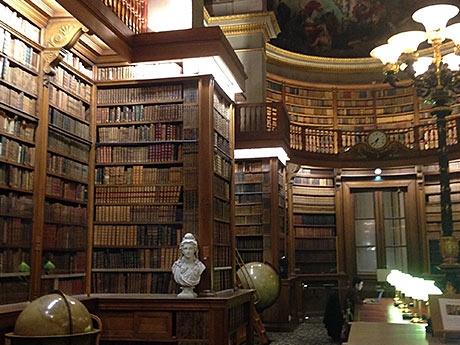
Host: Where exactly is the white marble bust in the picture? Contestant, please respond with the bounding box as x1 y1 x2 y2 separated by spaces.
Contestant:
172 233 206 298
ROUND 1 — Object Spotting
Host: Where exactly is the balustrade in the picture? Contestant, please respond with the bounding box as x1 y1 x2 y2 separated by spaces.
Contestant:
102 0 148 33
236 103 460 165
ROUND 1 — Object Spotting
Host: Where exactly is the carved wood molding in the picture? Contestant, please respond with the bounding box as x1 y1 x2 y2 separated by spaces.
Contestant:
286 162 300 186
43 18 88 74
339 141 416 161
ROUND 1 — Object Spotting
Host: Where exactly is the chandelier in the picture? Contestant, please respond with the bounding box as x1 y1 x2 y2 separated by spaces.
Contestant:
370 4 460 103
371 4 460 272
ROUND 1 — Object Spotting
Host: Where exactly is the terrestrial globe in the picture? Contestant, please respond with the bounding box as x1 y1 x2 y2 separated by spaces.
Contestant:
237 262 280 312
5 291 100 345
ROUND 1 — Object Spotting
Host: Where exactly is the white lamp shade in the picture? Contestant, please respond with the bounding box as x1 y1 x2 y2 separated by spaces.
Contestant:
412 4 459 34
413 57 433 76
370 44 403 65
445 23 460 45
443 53 460 71
388 31 427 53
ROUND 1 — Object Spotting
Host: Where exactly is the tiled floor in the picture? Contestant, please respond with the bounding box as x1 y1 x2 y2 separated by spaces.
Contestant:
255 317 340 345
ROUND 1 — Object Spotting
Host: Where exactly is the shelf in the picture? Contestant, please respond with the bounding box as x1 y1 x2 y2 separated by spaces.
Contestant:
0 272 30 278
0 130 35 146
93 221 183 225
214 218 231 224
94 202 182 206
45 194 88 205
50 81 90 105
44 220 87 227
93 245 179 249
95 183 180 188
97 99 183 107
0 100 38 121
91 268 171 273
0 76 37 98
96 139 196 146
49 103 89 125
0 244 30 249
0 21 42 51
60 61 94 84
0 185 33 194
213 266 232 271
48 124 91 145
0 213 32 220
0 50 39 76
237 248 263 252
41 273 85 279
96 119 183 127
42 247 86 252
293 224 336 227
46 171 88 185
95 160 182 167
0 157 34 170
47 147 89 165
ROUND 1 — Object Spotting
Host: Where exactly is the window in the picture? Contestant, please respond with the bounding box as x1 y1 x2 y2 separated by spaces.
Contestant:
353 189 408 274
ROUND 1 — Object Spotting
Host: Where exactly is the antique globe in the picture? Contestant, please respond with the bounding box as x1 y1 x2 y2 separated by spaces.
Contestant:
5 292 100 345
237 262 280 311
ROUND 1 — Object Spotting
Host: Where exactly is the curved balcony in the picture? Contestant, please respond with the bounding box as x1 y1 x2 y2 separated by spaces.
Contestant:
235 103 460 168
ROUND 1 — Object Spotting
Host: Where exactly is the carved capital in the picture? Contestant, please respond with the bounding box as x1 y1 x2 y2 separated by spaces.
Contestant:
43 18 89 74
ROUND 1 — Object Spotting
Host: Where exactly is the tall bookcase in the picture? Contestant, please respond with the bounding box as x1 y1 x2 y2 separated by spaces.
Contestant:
41 49 94 296
291 167 337 275
0 1 41 305
92 73 234 293
423 162 460 274
234 157 286 267
290 166 340 316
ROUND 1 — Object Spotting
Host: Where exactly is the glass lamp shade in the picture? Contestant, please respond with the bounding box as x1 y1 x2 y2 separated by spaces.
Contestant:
443 53 460 71
413 57 433 76
370 44 403 65
445 23 460 45
412 4 459 38
388 31 427 53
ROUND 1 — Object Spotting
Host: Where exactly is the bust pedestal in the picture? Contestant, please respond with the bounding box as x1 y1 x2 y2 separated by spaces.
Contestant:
177 286 197 299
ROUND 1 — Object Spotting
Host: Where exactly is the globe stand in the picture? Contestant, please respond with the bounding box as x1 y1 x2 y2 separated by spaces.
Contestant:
5 291 101 345
177 286 197 298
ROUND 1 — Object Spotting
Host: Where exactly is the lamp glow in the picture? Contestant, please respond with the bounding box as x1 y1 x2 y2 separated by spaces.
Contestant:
412 4 459 40
387 31 427 53
413 57 433 76
443 53 460 71
370 44 403 65
445 23 460 46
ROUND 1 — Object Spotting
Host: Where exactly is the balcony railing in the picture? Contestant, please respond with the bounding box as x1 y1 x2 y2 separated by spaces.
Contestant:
235 102 460 166
235 102 290 151
102 0 148 33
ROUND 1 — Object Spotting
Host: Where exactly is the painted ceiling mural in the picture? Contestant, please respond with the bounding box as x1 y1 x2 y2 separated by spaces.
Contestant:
267 0 460 58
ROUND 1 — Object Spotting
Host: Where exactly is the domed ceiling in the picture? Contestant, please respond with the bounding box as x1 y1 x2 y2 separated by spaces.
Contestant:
267 0 460 59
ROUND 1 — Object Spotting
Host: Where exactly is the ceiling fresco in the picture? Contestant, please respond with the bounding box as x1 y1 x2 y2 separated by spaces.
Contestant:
267 0 460 58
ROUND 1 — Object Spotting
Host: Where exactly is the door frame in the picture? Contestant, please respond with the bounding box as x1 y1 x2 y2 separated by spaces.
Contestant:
342 179 420 278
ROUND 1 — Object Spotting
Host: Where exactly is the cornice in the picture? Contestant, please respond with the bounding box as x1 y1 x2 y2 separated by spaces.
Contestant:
267 43 383 73
204 8 280 41
220 23 272 41
267 40 456 74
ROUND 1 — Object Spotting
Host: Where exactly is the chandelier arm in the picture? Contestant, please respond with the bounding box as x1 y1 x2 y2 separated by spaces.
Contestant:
384 72 414 89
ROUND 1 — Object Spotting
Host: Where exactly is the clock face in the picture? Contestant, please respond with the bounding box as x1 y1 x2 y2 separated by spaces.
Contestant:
367 131 387 150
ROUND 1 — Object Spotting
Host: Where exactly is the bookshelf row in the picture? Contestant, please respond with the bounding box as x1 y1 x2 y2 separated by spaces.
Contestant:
267 76 460 130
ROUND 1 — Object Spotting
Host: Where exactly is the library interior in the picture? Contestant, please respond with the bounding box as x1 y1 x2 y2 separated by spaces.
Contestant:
1 0 460 344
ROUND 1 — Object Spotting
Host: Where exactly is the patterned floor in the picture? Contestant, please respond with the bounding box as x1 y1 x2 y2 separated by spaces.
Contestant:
256 317 341 345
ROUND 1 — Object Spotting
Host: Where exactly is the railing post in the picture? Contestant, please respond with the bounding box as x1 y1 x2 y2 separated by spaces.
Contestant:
336 130 341 154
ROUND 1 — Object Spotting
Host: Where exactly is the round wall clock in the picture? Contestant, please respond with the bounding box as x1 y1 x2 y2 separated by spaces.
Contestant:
367 130 388 150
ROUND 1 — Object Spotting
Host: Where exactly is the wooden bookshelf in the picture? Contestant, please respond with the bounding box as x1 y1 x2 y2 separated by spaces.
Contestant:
41 50 94 297
0 3 40 305
422 162 460 274
234 157 286 267
92 74 235 294
267 74 460 134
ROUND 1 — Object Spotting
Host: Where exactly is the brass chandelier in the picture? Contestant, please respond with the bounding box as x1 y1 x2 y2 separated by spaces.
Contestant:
371 4 460 270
